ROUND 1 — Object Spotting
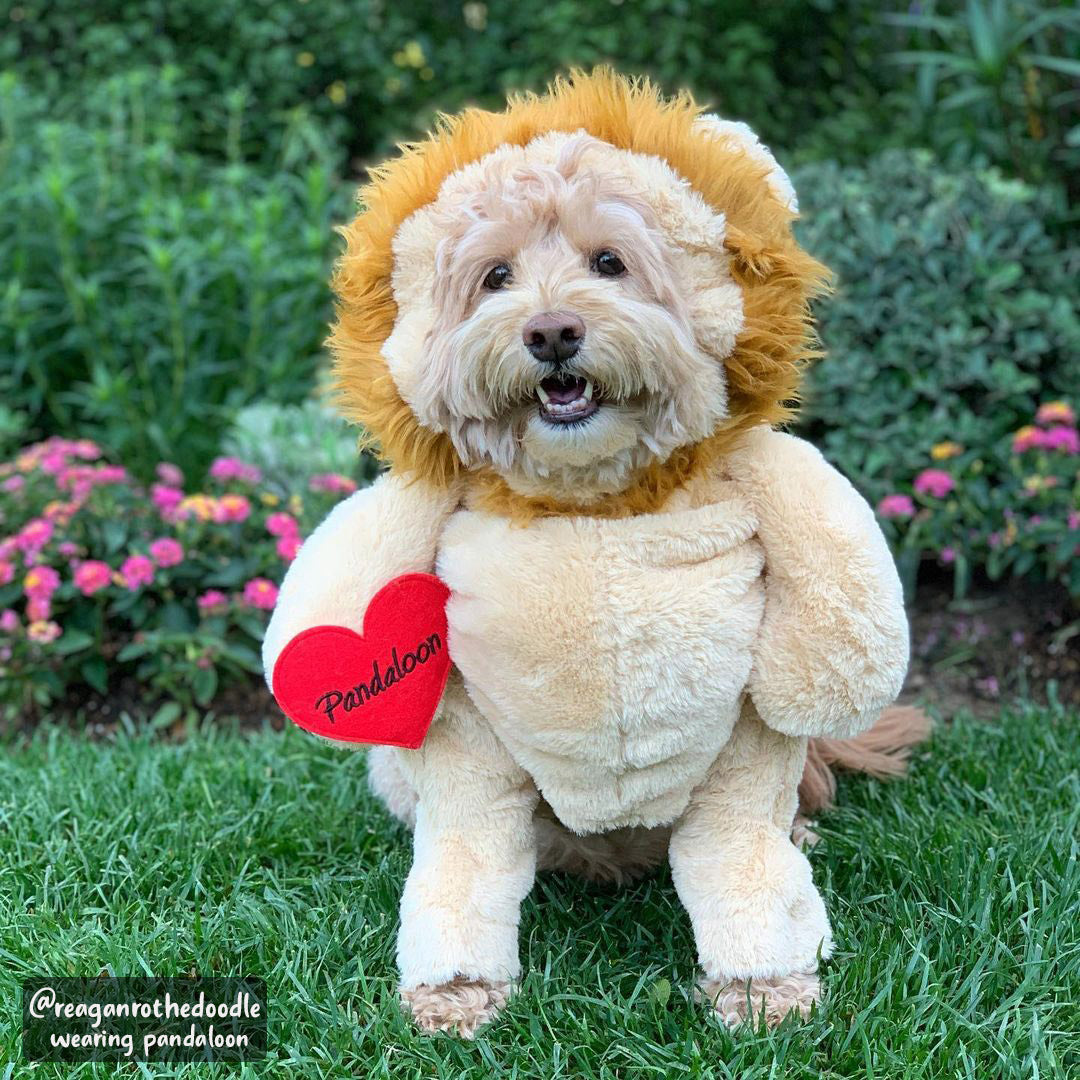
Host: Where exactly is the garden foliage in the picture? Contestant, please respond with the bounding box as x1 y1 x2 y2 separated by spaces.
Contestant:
1 1 1078 711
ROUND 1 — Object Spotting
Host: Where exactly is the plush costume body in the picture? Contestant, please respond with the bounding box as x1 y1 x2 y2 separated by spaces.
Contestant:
263 72 919 1035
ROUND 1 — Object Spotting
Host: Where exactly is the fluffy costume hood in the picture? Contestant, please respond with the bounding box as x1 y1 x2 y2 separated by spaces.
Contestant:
329 68 828 519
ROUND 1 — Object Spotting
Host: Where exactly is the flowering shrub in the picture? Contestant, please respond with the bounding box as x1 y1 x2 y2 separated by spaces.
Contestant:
874 401 1080 600
0 438 367 716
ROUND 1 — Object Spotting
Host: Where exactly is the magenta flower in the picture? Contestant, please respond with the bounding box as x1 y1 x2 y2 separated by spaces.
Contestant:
940 547 956 564
309 473 357 495
266 512 299 537
0 561 12 587
1042 426 1079 454
17 518 53 553
242 578 279 610
73 560 112 595
155 462 184 486
877 494 915 519
277 534 302 561
73 439 101 460
27 596 52 622
197 589 229 615
151 484 185 516
1069 511 1080 531
23 565 60 599
27 619 62 644
2 475 25 493
120 554 155 590
149 537 184 567
57 541 80 557
0 609 18 633
209 457 262 485
913 469 955 498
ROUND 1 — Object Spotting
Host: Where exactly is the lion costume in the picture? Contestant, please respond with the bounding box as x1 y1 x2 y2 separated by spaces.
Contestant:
263 70 922 1036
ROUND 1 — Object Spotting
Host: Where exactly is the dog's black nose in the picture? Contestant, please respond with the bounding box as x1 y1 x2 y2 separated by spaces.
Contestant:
523 311 585 364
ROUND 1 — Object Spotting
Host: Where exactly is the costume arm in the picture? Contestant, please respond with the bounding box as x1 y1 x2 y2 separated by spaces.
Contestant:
727 428 909 739
261 470 461 684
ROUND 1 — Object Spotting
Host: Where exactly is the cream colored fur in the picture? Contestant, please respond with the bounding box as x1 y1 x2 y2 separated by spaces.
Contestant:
262 129 912 1038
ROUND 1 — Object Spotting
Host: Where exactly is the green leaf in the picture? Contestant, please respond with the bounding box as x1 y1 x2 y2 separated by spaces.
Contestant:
79 656 108 694
53 629 95 656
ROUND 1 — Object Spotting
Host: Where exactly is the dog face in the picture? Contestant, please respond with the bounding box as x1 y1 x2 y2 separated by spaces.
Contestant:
383 133 746 502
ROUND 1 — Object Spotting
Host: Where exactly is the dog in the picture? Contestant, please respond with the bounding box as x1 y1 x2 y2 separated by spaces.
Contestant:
264 70 928 1038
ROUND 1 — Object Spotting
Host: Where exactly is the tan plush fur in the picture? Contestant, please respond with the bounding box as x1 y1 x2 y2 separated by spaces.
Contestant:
263 71 925 1039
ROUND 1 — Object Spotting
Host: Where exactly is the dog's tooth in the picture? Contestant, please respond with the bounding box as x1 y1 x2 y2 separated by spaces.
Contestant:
536 384 551 405
583 380 593 401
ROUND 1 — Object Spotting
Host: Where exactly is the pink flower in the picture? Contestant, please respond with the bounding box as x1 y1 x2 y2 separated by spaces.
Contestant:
1042 426 1079 455
17 518 53 553
95 465 128 485
940 547 956 565
27 619 61 644
0 561 12 587
1069 511 1080 531
155 462 184 486
1035 401 1075 427
73 560 112 595
242 578 279 610
23 565 60 599
209 457 262 485
27 596 52 622
149 537 184 567
197 589 229 615
152 484 185 519
2 475 24 493
57 541 80 557
265 512 299 537
877 494 915 519
913 469 955 498
277 534 302 561
120 554 155 590
214 494 251 523
73 439 101 460
1012 426 1047 453
308 472 357 495
0 609 18 633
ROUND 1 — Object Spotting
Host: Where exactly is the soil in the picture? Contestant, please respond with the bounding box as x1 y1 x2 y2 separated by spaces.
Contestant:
13 569 1080 741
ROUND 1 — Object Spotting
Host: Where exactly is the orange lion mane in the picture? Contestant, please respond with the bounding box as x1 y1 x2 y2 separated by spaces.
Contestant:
329 67 829 521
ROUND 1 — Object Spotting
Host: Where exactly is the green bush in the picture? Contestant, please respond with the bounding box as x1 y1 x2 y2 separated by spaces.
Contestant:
796 149 1080 596
0 75 350 479
3 0 883 170
221 400 380 498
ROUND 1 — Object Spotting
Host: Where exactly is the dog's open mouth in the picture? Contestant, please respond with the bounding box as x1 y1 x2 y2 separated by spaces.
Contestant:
536 374 599 425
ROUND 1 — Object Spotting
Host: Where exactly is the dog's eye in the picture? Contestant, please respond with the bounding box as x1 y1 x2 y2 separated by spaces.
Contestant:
482 263 512 291
591 251 626 277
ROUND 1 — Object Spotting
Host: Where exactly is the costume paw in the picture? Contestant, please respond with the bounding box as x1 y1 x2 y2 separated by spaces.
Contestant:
699 971 820 1028
400 976 511 1038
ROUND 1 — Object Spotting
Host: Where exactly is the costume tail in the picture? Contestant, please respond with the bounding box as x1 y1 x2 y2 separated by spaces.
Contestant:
799 706 932 815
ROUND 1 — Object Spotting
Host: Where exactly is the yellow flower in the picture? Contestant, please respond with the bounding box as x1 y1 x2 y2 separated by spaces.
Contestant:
288 494 303 515
931 441 963 460
327 80 347 104
393 40 426 68
24 569 42 590
260 493 281 507
297 51 315 67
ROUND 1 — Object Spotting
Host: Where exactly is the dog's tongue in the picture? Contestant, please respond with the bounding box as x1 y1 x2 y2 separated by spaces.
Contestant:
540 374 586 404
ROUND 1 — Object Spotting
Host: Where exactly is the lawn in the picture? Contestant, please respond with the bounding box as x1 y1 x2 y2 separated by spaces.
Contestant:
1 705 1077 1079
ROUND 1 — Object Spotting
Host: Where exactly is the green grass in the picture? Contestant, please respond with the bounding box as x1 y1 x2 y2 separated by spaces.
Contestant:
1 705 1077 1079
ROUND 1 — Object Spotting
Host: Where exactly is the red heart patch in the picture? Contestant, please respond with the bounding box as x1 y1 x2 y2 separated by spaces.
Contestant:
271 573 451 749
